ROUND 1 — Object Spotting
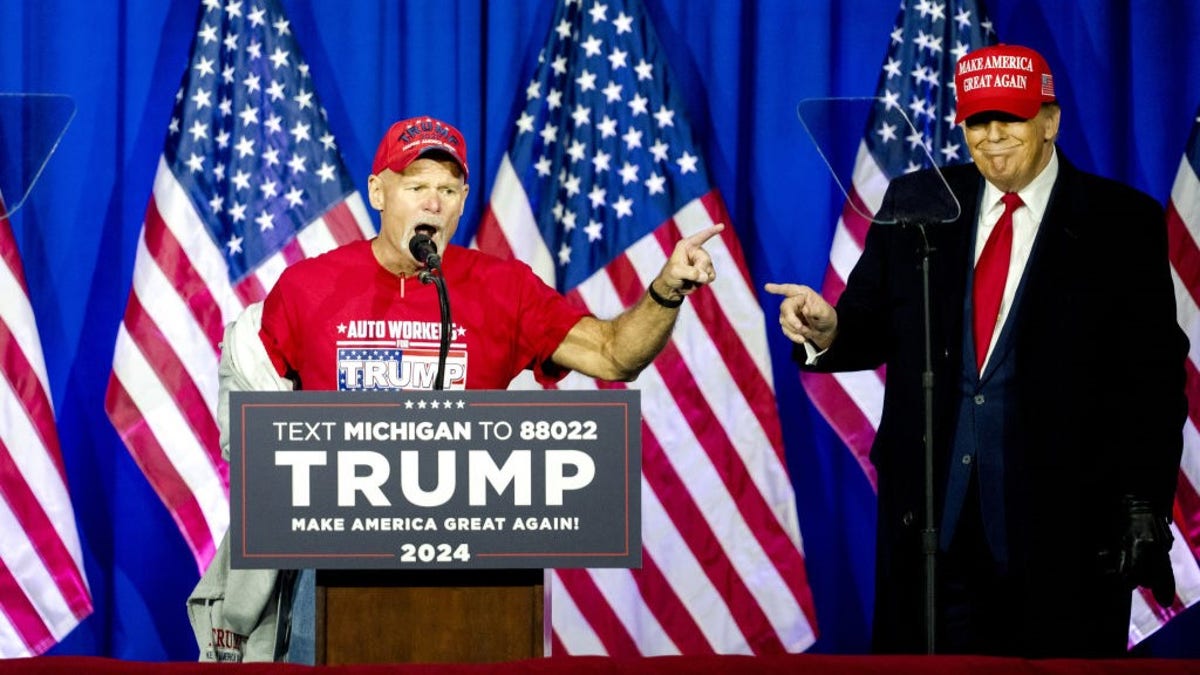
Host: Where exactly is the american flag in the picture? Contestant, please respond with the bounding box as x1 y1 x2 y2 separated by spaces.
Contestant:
104 0 374 571
802 0 994 486
1138 103 1200 644
809 0 1200 648
0 203 92 655
475 0 816 655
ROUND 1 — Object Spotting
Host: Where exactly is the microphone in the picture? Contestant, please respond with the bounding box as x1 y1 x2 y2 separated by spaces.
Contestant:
408 233 442 277
406 233 453 390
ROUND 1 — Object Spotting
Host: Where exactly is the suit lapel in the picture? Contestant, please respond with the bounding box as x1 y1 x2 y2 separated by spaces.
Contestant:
979 155 1074 377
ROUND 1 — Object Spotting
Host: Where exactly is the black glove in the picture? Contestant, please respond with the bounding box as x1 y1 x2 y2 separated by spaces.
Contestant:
1117 496 1176 608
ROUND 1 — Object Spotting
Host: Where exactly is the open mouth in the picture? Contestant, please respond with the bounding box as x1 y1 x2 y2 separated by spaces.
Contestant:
414 224 439 239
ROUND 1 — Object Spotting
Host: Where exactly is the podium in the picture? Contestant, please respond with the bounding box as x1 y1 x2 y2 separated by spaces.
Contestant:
228 390 641 664
316 569 543 664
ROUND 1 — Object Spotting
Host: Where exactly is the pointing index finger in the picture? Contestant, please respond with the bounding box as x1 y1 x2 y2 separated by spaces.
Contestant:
684 223 725 249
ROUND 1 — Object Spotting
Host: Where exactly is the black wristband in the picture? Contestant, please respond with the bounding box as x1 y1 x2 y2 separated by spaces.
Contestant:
647 282 684 308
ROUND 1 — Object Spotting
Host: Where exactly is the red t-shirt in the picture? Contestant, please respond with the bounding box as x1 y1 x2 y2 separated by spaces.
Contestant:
259 240 589 391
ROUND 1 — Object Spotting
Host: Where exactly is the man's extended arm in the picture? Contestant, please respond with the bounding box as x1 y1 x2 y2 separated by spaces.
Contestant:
550 224 723 381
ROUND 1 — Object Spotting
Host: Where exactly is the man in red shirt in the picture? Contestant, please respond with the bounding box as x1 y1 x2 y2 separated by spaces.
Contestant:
260 115 722 392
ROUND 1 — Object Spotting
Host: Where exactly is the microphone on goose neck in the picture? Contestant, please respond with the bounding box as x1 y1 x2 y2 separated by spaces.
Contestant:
408 233 441 283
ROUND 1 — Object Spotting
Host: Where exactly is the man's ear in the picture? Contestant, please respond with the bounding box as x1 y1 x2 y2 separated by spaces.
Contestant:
1042 105 1061 141
367 173 384 210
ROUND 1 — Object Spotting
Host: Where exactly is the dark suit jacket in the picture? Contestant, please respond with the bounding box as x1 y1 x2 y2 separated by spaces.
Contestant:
803 152 1187 655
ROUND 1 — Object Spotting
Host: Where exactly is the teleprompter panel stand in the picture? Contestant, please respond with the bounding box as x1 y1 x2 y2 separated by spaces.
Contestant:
229 389 641 663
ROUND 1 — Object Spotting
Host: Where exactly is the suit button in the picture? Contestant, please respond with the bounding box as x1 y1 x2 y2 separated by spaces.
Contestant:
974 394 985 405
901 511 915 526
962 454 973 465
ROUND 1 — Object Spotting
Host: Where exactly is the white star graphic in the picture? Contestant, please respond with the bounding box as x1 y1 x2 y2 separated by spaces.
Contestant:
676 151 698 174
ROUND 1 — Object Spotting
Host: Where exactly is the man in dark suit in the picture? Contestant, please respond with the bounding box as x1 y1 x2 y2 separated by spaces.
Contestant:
767 43 1186 657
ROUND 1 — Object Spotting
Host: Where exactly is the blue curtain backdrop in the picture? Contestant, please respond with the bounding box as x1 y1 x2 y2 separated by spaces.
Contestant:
1 0 1197 660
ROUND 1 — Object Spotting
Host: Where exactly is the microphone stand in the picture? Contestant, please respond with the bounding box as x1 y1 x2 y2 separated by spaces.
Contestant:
913 220 938 655
417 266 452 391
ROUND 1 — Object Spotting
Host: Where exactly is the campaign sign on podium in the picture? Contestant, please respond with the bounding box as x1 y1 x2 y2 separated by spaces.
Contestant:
229 389 640 570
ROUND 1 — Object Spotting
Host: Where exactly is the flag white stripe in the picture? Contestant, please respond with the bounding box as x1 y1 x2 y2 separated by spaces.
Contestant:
0 263 51 395
343 193 376 239
828 222 866 287
0 375 78 555
131 233 219 420
1171 268 1200 367
152 161 240 317
1168 525 1200 607
830 370 885 430
296 214 339 254
1128 523 1200 643
0 490 72 639
588 566 681 656
852 141 889 216
548 571 607 655
110 324 228 543
251 250 289 295
636 483 744 652
488 155 556 285
1170 156 1199 212
1180 420 1200 510
0 605 20 660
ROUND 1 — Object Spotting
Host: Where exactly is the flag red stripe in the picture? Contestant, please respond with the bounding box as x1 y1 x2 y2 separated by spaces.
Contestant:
104 376 215 566
0 555 53 656
1186 357 1200 432
321 200 365 246
0 437 91 617
233 272 267 307
119 293 224 482
1167 202 1200 310
549 627 567 656
0 321 67 483
280 237 305 266
1137 586 1180 626
842 187 875 248
554 570 641 655
639 425 786 652
142 198 223 351
1173 469 1200 563
821 266 847 303
799 371 879 487
653 221 786 454
475 207 517 260
631 551 716 653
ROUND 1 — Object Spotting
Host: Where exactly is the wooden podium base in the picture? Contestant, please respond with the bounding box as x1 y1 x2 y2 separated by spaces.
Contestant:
315 569 544 664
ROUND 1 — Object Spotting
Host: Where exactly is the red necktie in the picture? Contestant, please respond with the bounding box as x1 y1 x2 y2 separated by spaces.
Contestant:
973 192 1023 371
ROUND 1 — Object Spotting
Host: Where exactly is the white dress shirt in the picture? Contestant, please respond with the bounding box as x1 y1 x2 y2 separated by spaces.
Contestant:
974 148 1059 369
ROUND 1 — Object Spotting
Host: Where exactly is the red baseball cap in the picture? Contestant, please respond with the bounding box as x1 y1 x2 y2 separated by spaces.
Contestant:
371 116 469 180
954 44 1056 124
